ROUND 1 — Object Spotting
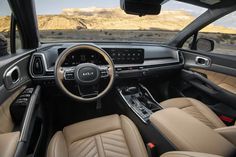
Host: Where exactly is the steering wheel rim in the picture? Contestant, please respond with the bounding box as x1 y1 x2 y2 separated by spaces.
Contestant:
54 44 115 102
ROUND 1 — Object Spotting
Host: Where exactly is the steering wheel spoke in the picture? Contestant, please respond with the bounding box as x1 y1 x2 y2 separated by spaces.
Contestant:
78 84 99 98
99 65 110 78
63 67 76 81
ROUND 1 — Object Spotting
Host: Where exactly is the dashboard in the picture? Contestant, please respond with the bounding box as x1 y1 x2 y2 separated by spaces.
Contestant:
58 47 144 66
30 42 183 81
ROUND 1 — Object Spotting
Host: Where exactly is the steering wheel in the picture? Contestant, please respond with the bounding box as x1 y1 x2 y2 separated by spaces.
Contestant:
54 44 115 102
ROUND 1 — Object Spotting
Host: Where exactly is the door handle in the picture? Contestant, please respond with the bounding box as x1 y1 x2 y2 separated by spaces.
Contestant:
195 56 210 66
4 66 21 89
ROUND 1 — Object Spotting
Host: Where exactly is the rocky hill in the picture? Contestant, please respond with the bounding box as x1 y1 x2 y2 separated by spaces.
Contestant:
1 7 236 34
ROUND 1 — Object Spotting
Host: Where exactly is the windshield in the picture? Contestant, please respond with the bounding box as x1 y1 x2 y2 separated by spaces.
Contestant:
34 0 209 43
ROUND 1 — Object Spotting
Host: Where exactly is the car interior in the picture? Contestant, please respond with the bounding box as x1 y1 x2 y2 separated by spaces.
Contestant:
0 0 236 157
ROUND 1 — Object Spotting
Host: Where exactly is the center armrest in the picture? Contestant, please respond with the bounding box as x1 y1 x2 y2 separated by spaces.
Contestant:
215 126 236 146
150 108 236 157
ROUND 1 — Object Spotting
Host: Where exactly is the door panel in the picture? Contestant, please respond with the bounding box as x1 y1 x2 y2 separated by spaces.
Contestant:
182 50 236 77
0 50 36 157
180 50 236 125
0 86 25 133
0 51 33 105
0 51 34 133
192 68 236 95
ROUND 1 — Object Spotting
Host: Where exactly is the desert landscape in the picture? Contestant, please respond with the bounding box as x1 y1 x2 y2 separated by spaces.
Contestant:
0 7 236 54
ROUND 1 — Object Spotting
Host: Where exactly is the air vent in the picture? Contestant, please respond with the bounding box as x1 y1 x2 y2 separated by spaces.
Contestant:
32 56 44 75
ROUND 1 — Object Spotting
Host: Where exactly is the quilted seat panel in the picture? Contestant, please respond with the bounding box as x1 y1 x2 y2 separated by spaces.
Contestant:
69 130 131 157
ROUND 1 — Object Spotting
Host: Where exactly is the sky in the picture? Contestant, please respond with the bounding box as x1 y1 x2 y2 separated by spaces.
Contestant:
34 0 206 15
0 0 206 16
0 0 235 28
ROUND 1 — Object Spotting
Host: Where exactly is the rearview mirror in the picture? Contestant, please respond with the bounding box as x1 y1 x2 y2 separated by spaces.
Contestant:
195 38 215 52
120 0 162 16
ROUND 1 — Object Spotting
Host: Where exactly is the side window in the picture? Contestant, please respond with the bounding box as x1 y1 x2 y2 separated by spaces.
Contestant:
183 11 236 56
0 0 22 57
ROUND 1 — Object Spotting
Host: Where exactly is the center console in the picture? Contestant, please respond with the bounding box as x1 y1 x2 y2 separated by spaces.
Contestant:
117 84 162 123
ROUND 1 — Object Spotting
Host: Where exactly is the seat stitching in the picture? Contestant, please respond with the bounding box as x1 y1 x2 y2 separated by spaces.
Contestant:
85 146 97 157
121 116 145 157
102 133 124 138
105 147 130 156
78 138 96 157
103 141 127 149
101 135 125 143
70 137 94 155
105 150 130 157
95 135 105 157
100 133 107 157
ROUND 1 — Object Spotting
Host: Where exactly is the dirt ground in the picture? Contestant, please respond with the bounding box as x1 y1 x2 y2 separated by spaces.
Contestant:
1 29 235 56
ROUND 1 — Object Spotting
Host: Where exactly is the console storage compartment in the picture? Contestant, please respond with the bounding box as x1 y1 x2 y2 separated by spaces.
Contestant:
150 108 236 157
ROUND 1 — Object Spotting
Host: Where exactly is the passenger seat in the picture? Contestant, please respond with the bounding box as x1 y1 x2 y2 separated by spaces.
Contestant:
161 151 223 157
160 97 226 129
160 97 236 147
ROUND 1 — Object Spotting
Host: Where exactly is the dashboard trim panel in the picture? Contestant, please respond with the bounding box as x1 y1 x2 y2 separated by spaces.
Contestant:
29 44 183 80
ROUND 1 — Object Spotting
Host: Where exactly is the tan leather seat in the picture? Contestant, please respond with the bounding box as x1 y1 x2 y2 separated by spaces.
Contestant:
160 97 226 129
160 151 223 157
0 132 20 157
47 114 148 157
0 88 24 157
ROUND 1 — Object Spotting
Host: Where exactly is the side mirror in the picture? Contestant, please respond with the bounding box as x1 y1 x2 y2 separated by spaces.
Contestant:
195 38 215 52
120 0 162 16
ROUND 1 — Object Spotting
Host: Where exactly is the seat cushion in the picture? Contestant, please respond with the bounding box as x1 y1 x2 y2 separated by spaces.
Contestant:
47 114 148 157
160 98 225 129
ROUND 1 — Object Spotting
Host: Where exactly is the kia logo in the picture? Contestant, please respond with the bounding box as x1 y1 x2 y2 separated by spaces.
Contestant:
82 72 94 76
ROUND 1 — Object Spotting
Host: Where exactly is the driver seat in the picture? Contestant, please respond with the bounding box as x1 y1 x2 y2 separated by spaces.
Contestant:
47 114 148 157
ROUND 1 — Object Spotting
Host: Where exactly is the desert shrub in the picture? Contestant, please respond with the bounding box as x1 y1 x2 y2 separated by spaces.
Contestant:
214 38 221 44
146 33 153 37
138 34 144 37
221 34 231 40
58 32 63 35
